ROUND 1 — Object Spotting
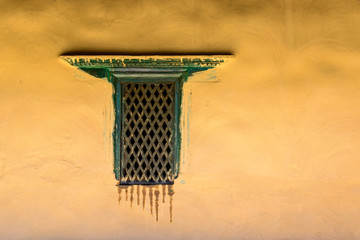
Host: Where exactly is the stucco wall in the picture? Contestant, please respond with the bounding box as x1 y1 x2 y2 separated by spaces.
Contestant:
1 0 360 239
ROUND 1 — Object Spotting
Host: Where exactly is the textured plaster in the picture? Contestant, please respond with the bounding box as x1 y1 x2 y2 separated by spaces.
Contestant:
1 0 360 239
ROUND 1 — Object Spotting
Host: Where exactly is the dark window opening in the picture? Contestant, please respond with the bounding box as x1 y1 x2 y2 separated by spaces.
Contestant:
120 82 176 185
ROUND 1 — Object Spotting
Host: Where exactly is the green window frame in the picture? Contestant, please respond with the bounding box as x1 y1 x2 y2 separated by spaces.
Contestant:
113 71 184 185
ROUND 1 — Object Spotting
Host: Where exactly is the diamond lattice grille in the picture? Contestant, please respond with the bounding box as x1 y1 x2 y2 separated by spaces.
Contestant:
121 82 175 184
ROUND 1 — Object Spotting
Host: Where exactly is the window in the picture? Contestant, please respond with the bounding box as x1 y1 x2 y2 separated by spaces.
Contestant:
62 55 230 185
119 81 179 185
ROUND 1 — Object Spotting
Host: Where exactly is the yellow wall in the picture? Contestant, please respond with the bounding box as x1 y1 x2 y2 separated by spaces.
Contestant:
1 0 360 239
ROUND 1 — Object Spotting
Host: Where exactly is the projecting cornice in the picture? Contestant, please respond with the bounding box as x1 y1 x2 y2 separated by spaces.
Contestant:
61 55 231 68
61 55 233 81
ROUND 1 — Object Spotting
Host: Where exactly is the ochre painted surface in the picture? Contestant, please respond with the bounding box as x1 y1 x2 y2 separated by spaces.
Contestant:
1 0 360 239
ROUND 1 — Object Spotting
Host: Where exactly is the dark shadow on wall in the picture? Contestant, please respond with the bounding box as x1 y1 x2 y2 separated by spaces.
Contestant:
60 49 234 56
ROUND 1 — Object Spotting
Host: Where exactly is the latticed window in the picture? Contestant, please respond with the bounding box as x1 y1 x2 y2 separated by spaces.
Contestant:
119 81 179 185
62 55 229 185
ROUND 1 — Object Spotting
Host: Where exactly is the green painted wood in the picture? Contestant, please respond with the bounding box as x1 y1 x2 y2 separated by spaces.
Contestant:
113 80 122 180
63 56 226 69
174 79 181 179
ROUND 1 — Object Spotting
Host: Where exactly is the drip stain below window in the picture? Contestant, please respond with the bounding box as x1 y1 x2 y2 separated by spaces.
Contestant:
118 185 175 222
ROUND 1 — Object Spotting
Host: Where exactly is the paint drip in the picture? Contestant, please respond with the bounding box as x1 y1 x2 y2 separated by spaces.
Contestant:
117 185 175 222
